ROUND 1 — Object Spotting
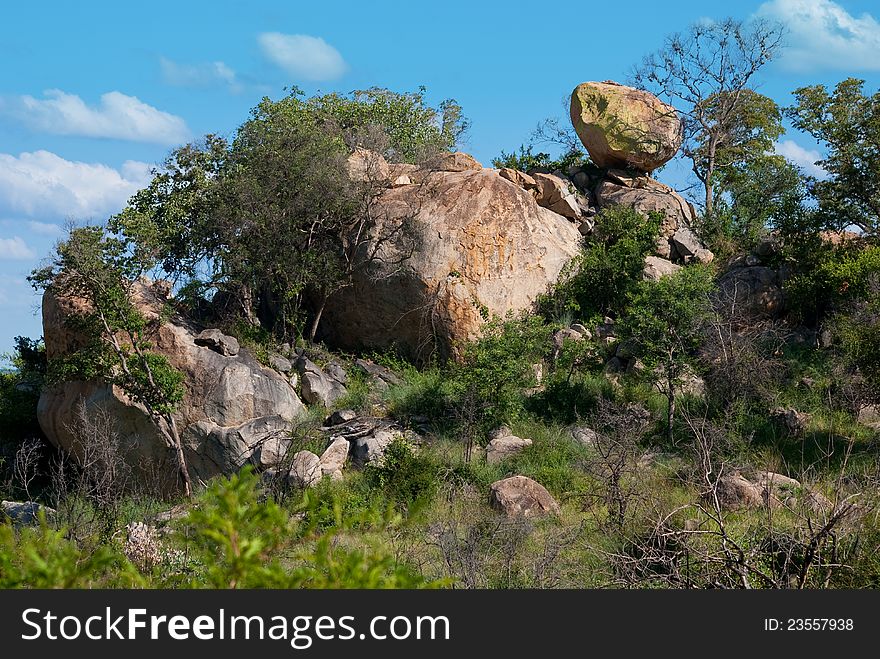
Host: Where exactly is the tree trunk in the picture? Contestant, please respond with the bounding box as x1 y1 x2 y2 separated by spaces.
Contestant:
667 385 676 444
704 142 717 216
308 295 327 344
166 415 192 498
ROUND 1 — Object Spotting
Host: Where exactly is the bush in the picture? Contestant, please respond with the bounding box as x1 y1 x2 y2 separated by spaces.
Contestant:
364 438 437 511
449 314 549 433
540 206 661 323
0 520 142 588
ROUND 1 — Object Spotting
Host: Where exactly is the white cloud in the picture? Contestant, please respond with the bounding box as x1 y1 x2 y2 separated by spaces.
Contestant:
775 139 829 177
258 32 347 81
757 0 880 71
160 57 242 93
0 150 153 221
26 220 64 236
0 237 36 260
5 89 189 145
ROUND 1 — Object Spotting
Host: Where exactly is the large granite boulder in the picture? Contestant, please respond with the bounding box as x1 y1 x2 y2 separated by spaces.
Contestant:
570 81 683 172
319 166 582 360
38 282 306 493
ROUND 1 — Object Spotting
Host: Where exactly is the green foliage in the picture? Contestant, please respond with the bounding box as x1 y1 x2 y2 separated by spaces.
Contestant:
305 86 468 163
620 265 715 438
633 17 785 213
177 466 437 588
788 78 880 232
178 467 290 588
491 144 589 173
703 154 809 256
111 86 459 341
622 265 715 373
449 314 549 432
30 226 185 418
385 365 454 426
0 520 142 588
694 89 785 183
785 243 880 321
540 205 661 323
364 438 437 511
0 337 46 451
832 282 880 390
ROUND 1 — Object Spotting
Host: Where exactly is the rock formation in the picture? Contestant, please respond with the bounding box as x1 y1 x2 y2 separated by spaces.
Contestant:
38 282 306 492
319 154 583 359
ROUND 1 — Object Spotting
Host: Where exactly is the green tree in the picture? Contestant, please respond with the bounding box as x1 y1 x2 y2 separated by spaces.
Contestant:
633 18 785 214
29 227 192 495
620 265 715 441
787 78 880 233
704 153 808 255
451 314 549 433
112 87 455 342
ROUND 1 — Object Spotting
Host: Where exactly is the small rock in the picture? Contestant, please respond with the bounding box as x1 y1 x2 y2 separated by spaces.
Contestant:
553 328 584 355
498 167 539 193
429 151 482 172
194 328 240 356
489 476 560 518
324 363 349 385
570 323 591 337
297 356 348 407
253 434 292 469
643 255 682 281
325 409 357 426
353 359 402 390
318 437 350 478
352 429 397 465
771 407 812 435
1 500 55 527
288 451 322 487
857 405 880 430
486 434 533 464
571 426 599 448
716 472 768 510
671 227 714 264
269 355 292 373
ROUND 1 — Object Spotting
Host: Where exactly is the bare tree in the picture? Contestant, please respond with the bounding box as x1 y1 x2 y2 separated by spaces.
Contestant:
51 400 132 543
12 437 43 501
632 18 785 214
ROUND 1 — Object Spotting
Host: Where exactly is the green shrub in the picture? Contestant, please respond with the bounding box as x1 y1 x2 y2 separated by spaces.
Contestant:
448 314 549 433
176 467 291 588
0 520 142 588
540 206 661 323
364 438 437 511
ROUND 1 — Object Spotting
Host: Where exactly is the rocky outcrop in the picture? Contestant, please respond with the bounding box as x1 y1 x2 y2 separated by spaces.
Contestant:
319 167 582 360
570 81 683 173
38 283 306 493
489 476 560 517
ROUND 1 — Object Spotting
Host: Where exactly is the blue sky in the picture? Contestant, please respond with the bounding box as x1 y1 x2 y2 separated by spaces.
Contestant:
2 0 880 358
